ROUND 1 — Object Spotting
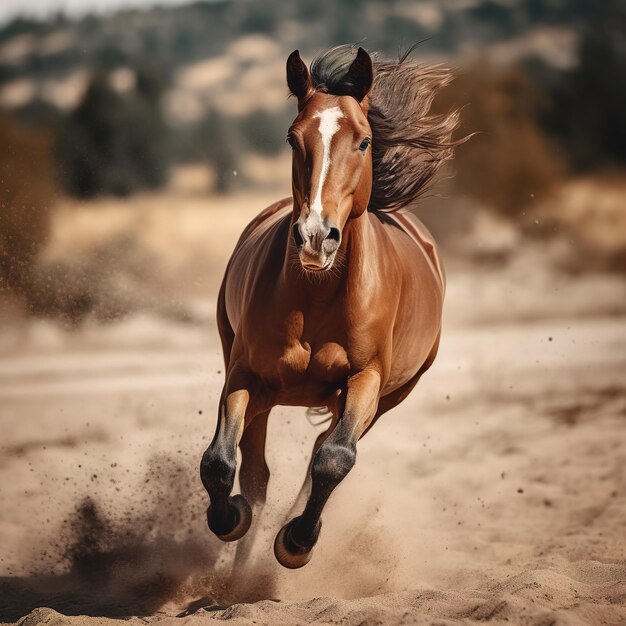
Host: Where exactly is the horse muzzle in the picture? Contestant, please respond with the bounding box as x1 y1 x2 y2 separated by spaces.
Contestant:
292 217 341 272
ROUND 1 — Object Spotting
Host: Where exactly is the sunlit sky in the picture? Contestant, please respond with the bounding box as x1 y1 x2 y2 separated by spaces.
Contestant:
0 0 203 24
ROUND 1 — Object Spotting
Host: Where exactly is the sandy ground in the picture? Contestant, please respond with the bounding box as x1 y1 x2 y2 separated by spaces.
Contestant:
0 290 625 624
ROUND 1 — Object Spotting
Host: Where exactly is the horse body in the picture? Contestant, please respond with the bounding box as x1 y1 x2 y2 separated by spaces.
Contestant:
220 200 444 412
200 45 460 568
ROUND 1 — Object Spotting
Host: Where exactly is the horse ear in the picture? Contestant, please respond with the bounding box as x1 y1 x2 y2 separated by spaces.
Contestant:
286 50 312 101
343 47 373 102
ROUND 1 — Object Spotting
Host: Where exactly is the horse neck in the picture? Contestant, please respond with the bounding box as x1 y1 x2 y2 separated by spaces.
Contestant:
341 210 373 275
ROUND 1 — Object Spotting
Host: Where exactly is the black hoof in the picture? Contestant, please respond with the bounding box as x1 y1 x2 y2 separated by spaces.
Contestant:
274 518 321 569
207 494 252 542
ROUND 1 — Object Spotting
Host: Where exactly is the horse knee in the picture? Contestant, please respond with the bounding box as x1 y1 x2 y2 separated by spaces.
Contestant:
200 445 236 495
311 442 356 490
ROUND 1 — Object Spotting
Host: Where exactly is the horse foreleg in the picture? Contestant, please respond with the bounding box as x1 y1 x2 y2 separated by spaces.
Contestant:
287 411 339 520
274 369 380 568
200 369 262 542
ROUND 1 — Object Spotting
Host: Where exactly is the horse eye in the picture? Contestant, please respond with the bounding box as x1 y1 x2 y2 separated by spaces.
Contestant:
286 133 296 149
358 137 371 152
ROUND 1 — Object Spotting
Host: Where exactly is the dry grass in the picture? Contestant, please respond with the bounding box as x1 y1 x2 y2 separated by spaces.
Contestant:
536 174 626 273
14 187 288 325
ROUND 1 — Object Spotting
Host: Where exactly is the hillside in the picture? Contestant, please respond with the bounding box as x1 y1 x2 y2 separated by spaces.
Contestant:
0 0 596 122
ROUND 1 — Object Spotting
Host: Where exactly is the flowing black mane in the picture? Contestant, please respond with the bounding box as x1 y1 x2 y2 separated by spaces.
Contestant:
309 44 460 213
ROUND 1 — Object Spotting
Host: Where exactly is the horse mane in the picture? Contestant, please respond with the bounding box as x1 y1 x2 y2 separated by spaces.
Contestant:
309 44 460 213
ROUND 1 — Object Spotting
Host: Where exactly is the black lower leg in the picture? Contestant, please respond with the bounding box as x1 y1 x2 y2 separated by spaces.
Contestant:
200 440 237 535
290 439 356 548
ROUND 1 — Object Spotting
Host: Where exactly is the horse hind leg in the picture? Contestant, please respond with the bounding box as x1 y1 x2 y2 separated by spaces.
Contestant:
238 410 271 508
231 410 271 568
286 410 339 521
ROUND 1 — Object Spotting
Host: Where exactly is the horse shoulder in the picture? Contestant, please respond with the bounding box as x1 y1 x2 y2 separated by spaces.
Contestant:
222 199 293 339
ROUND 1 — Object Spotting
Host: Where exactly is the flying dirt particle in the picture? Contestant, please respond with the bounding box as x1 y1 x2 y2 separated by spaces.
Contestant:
543 499 552 507
548 337 553 341
501 472 506 479
446 394 450 400
198 410 202 415
517 488 524 494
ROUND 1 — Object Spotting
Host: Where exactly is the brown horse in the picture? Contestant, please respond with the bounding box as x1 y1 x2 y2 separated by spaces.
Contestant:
200 45 460 569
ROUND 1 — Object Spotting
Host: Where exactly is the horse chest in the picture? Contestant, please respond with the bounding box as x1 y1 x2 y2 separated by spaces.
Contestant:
249 338 350 393
244 306 353 390
275 339 351 387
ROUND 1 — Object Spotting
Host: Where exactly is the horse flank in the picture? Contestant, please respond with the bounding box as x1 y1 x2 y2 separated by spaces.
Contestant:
309 44 461 213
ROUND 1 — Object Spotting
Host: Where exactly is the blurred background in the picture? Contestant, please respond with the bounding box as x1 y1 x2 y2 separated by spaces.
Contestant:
0 0 625 332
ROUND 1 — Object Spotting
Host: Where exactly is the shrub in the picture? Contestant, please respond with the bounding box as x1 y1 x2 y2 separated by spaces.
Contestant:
194 108 238 194
436 60 563 217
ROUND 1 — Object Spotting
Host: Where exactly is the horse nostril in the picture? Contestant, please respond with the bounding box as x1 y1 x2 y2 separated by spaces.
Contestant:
292 223 304 248
326 226 341 243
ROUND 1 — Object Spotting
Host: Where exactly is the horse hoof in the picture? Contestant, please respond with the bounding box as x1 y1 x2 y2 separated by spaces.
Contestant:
273 519 319 569
207 495 252 542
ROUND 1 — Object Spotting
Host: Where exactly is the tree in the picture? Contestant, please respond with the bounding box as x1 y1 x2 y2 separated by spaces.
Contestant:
196 108 238 194
58 67 170 197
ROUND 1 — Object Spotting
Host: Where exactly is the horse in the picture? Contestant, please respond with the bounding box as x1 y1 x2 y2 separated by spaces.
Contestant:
200 44 460 569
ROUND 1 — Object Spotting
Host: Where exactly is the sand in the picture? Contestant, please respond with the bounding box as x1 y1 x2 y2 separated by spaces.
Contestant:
0 294 625 624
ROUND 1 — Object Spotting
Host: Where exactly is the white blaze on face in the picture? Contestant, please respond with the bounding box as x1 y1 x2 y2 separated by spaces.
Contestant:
310 106 344 215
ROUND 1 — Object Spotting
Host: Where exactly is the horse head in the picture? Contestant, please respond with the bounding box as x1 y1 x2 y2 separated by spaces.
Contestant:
286 47 374 272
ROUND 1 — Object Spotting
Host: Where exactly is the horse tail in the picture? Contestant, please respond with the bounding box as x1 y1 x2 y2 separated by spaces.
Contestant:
305 406 333 427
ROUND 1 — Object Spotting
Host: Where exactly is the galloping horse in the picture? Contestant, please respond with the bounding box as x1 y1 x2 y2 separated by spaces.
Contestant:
200 45 459 568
